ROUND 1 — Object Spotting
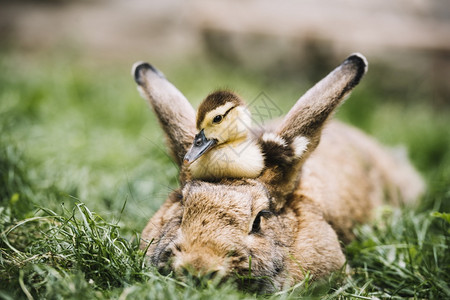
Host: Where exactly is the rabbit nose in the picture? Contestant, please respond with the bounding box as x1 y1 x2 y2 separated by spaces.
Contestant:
178 259 220 276
178 265 223 285
180 266 220 278
175 253 226 279
172 243 228 280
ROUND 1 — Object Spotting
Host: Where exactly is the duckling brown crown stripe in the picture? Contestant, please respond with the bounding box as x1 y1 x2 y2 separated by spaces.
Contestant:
196 90 244 129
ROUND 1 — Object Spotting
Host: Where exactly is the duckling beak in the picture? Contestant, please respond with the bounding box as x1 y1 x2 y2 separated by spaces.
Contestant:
184 129 217 164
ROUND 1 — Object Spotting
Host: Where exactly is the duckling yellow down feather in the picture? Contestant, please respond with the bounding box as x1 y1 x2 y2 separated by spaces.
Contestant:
184 90 265 180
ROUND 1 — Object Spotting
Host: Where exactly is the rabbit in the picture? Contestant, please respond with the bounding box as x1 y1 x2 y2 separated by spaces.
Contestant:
132 54 425 291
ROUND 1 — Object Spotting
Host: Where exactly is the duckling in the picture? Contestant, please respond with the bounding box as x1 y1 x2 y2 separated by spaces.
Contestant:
183 90 312 181
183 90 265 180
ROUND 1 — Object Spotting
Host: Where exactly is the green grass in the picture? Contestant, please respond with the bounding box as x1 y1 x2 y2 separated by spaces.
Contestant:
0 50 449 299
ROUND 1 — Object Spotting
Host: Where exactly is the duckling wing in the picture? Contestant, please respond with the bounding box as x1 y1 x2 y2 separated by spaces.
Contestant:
259 133 296 169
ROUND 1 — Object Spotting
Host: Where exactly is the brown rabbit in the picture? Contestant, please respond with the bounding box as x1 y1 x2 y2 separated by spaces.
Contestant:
132 54 424 291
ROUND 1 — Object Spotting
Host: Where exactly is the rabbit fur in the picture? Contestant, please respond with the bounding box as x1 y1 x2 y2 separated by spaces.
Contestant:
132 54 425 291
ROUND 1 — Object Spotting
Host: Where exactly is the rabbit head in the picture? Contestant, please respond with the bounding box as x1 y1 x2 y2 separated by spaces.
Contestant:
133 54 405 290
145 179 345 290
161 180 286 280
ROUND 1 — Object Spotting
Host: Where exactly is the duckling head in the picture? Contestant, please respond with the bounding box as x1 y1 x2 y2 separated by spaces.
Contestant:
184 90 252 164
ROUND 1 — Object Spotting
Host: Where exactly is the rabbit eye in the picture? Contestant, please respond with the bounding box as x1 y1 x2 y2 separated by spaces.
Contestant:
251 210 271 234
212 115 223 124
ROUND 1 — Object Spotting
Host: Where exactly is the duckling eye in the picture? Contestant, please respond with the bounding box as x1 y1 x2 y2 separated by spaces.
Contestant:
212 115 223 124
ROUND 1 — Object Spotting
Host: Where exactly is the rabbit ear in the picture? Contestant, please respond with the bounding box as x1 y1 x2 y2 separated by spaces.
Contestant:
278 53 367 144
133 62 197 167
260 54 368 210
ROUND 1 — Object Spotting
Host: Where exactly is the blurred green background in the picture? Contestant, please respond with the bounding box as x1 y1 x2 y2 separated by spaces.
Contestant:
0 0 449 298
